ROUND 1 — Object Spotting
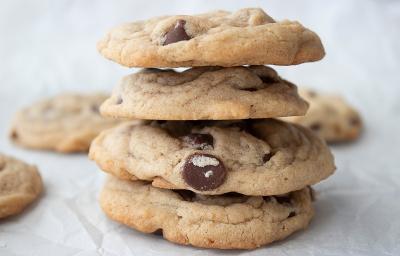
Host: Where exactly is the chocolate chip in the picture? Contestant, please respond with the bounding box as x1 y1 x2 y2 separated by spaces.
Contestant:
163 19 191 45
260 76 279 84
116 96 123 104
223 192 243 198
182 153 226 191
307 90 317 98
288 211 296 218
155 120 167 124
10 131 18 140
263 152 273 163
308 186 316 201
350 117 360 126
90 104 99 113
152 229 163 236
240 88 258 92
181 133 214 150
175 190 196 201
333 124 342 134
310 123 321 131
207 239 215 244
263 196 272 202
274 195 292 205
230 120 252 132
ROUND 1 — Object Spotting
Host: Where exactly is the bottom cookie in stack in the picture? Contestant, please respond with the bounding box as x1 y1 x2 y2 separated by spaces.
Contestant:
100 176 314 249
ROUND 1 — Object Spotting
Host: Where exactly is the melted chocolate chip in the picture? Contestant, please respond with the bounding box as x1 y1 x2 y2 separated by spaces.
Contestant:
263 196 272 202
260 76 279 84
152 229 163 236
163 20 191 45
175 190 196 201
308 90 317 98
116 96 123 104
240 88 258 92
333 124 342 134
181 133 214 150
263 152 273 163
223 192 243 198
310 123 321 131
308 186 316 201
182 153 226 191
10 131 18 140
90 104 99 113
288 211 296 218
274 195 292 205
230 120 252 132
350 117 360 126
207 239 215 244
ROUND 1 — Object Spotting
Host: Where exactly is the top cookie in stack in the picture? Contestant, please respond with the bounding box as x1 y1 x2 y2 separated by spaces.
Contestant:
98 8 324 68
92 8 335 250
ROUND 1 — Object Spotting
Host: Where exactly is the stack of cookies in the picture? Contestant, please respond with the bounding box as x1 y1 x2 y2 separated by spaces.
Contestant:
90 8 335 249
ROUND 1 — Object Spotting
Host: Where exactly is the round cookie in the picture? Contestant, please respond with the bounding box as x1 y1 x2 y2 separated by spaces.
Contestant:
100 66 309 120
0 153 42 219
280 88 362 143
97 8 325 68
90 119 335 196
10 92 122 153
100 176 314 249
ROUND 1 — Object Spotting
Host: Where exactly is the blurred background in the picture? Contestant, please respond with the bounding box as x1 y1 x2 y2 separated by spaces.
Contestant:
0 1 399 255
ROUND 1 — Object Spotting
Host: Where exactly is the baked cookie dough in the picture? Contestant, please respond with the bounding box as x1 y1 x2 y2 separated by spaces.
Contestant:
100 66 308 120
90 119 335 196
280 88 362 143
0 153 42 219
97 8 325 67
10 92 121 153
100 176 314 249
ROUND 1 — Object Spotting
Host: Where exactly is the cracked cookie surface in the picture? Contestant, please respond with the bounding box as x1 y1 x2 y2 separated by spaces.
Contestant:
10 92 122 153
280 88 362 143
100 66 308 120
97 8 325 67
0 153 42 219
100 176 314 249
90 119 335 196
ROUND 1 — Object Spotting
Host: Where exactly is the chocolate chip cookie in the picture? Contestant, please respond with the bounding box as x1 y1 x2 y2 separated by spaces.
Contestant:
100 176 314 249
100 66 308 120
10 92 122 153
90 119 335 196
280 88 362 143
97 8 325 67
0 153 42 219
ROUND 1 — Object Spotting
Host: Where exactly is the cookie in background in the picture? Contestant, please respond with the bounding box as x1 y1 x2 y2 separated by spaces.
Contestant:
0 153 42 219
280 88 362 143
9 92 123 153
100 176 315 250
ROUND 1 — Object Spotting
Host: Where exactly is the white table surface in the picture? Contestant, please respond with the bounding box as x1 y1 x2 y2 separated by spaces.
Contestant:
0 0 399 255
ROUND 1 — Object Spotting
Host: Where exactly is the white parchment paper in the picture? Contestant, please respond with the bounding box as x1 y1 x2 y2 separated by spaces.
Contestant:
0 0 399 255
